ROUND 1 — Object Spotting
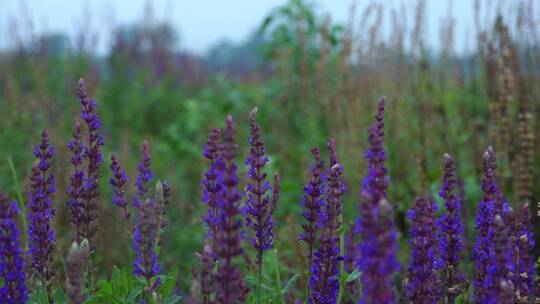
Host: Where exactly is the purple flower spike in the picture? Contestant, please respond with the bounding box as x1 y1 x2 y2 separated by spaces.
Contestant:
132 141 161 288
484 215 515 303
513 203 534 302
109 154 130 219
201 128 223 250
214 115 249 304
67 79 104 245
308 139 344 304
356 97 399 304
300 147 325 277
67 121 86 242
27 129 57 292
245 107 275 263
438 153 465 303
472 146 504 302
135 140 153 205
405 196 442 303
0 192 28 303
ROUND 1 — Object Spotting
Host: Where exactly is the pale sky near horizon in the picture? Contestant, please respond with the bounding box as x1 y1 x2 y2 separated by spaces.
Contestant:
0 0 518 55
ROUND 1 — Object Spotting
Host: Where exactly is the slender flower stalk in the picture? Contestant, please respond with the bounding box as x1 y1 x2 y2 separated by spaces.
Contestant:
300 147 326 297
245 107 276 303
356 97 399 303
0 191 28 303
66 239 89 304
308 139 345 304
27 129 57 294
472 146 502 302
214 115 249 304
202 128 223 251
132 141 161 290
438 153 465 303
197 243 216 304
405 196 442 303
109 154 130 219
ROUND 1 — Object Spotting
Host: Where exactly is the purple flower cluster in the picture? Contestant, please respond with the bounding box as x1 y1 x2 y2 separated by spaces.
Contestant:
308 139 344 304
300 147 325 270
484 214 514 303
355 97 399 303
214 115 249 303
405 196 442 303
67 78 104 244
472 146 503 302
27 129 57 291
132 141 161 286
109 154 130 219
438 153 465 302
0 192 27 303
201 128 223 250
245 107 276 262
514 203 534 302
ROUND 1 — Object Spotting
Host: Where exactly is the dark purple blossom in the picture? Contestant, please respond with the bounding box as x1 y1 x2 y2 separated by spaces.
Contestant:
0 192 27 303
513 203 534 302
197 243 216 304
27 129 56 292
245 107 275 261
109 154 130 219
438 153 465 303
201 128 223 250
214 115 249 304
405 196 442 303
356 97 399 304
484 214 515 303
308 139 344 304
300 147 325 275
472 146 502 302
67 121 86 242
132 141 161 288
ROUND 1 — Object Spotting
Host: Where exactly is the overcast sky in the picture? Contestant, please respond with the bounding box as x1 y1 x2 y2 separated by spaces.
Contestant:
0 0 503 55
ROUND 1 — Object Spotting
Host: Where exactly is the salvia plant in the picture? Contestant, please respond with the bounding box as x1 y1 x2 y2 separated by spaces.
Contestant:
2 79 540 304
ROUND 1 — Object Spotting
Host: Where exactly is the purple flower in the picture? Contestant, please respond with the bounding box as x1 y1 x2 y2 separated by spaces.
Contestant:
67 121 86 242
484 214 515 303
109 154 130 219
201 128 223 250
405 196 442 303
0 192 28 303
437 153 465 302
308 138 344 304
132 141 161 287
513 203 534 302
27 129 57 292
472 146 503 302
245 107 276 261
355 97 399 304
135 140 153 205
214 115 249 303
67 78 104 245
300 147 325 274
196 243 216 304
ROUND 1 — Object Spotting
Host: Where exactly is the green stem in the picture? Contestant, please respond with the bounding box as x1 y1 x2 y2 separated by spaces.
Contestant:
271 249 286 304
257 251 263 304
337 215 346 304
8 157 27 250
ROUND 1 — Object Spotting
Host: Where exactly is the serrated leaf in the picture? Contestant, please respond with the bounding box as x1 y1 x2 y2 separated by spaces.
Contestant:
345 268 361 283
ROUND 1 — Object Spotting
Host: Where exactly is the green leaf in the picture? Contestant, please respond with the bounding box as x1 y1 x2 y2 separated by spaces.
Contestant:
111 266 128 296
162 295 182 304
345 268 362 283
281 273 300 294
158 265 179 297
126 286 143 302
52 288 68 304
